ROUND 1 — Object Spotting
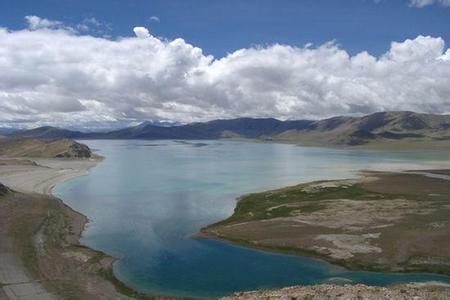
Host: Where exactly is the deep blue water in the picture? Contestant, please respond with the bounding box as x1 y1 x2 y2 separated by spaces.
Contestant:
54 140 450 297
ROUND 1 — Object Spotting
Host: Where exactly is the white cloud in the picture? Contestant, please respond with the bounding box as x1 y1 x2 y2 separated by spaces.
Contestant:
76 24 90 32
410 0 450 7
149 16 160 22
1 17 450 129
133 27 150 38
76 17 111 35
386 35 445 62
25 15 63 30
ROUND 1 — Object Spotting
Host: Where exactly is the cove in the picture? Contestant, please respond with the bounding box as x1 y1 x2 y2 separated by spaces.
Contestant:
54 140 450 298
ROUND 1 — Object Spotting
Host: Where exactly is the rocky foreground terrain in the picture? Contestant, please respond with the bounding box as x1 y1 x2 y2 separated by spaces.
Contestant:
223 282 450 300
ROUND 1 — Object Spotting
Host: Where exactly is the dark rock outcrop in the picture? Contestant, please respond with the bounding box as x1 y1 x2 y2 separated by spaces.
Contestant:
55 141 91 158
0 183 11 196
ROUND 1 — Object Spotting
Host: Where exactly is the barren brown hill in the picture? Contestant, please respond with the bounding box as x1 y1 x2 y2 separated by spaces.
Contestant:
0 138 92 158
273 111 450 149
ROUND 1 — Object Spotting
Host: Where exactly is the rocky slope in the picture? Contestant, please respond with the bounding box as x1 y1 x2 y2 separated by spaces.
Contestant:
0 183 136 299
0 182 10 195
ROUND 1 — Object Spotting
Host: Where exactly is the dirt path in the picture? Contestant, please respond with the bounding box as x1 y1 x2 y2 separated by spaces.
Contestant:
0 211 56 300
0 237 56 300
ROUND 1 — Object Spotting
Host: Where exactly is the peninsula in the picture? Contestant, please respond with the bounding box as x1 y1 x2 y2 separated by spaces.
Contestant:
200 171 450 275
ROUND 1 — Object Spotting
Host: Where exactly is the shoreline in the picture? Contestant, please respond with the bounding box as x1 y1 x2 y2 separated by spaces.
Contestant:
0 155 150 299
196 229 450 278
0 155 103 195
2 147 450 299
221 136 450 151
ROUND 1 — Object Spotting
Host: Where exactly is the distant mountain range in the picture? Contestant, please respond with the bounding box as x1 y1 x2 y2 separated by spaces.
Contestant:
135 120 182 128
6 112 450 149
0 127 20 135
8 118 312 140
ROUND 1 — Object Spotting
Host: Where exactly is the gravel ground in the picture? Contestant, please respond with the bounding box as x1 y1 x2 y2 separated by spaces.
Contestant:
222 283 450 300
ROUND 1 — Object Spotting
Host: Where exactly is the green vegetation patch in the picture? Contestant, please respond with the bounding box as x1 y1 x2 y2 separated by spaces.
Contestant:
212 181 390 226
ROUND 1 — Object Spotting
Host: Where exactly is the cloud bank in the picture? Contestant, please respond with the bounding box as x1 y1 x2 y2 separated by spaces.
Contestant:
410 0 450 7
1 16 450 128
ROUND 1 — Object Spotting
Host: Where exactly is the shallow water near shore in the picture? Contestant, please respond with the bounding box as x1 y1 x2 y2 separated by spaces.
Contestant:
54 140 450 297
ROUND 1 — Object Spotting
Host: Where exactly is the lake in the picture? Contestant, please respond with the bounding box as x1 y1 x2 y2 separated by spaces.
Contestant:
54 140 450 298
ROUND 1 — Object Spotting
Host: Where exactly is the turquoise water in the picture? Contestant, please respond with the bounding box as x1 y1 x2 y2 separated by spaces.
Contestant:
54 140 450 297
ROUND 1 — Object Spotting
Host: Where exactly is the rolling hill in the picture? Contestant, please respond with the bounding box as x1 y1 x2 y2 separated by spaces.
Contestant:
7 112 450 149
9 126 86 139
0 138 92 158
273 111 450 148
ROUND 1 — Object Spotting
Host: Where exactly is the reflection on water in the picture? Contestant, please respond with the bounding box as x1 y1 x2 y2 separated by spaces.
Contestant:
54 140 450 297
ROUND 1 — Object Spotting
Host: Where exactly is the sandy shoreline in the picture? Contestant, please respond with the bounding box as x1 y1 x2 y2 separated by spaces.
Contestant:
0 156 101 195
0 155 181 299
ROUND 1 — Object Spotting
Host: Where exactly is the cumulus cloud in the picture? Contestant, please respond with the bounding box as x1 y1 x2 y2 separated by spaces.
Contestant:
410 0 450 7
25 15 63 30
133 27 150 38
1 17 450 129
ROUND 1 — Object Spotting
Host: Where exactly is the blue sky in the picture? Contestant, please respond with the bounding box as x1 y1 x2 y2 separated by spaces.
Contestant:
1 0 450 57
0 0 450 128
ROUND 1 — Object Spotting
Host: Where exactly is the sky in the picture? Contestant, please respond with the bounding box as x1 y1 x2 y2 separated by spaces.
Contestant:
0 0 450 129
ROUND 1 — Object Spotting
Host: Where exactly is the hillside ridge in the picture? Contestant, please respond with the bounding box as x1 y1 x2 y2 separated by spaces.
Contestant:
8 111 450 149
0 138 92 158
